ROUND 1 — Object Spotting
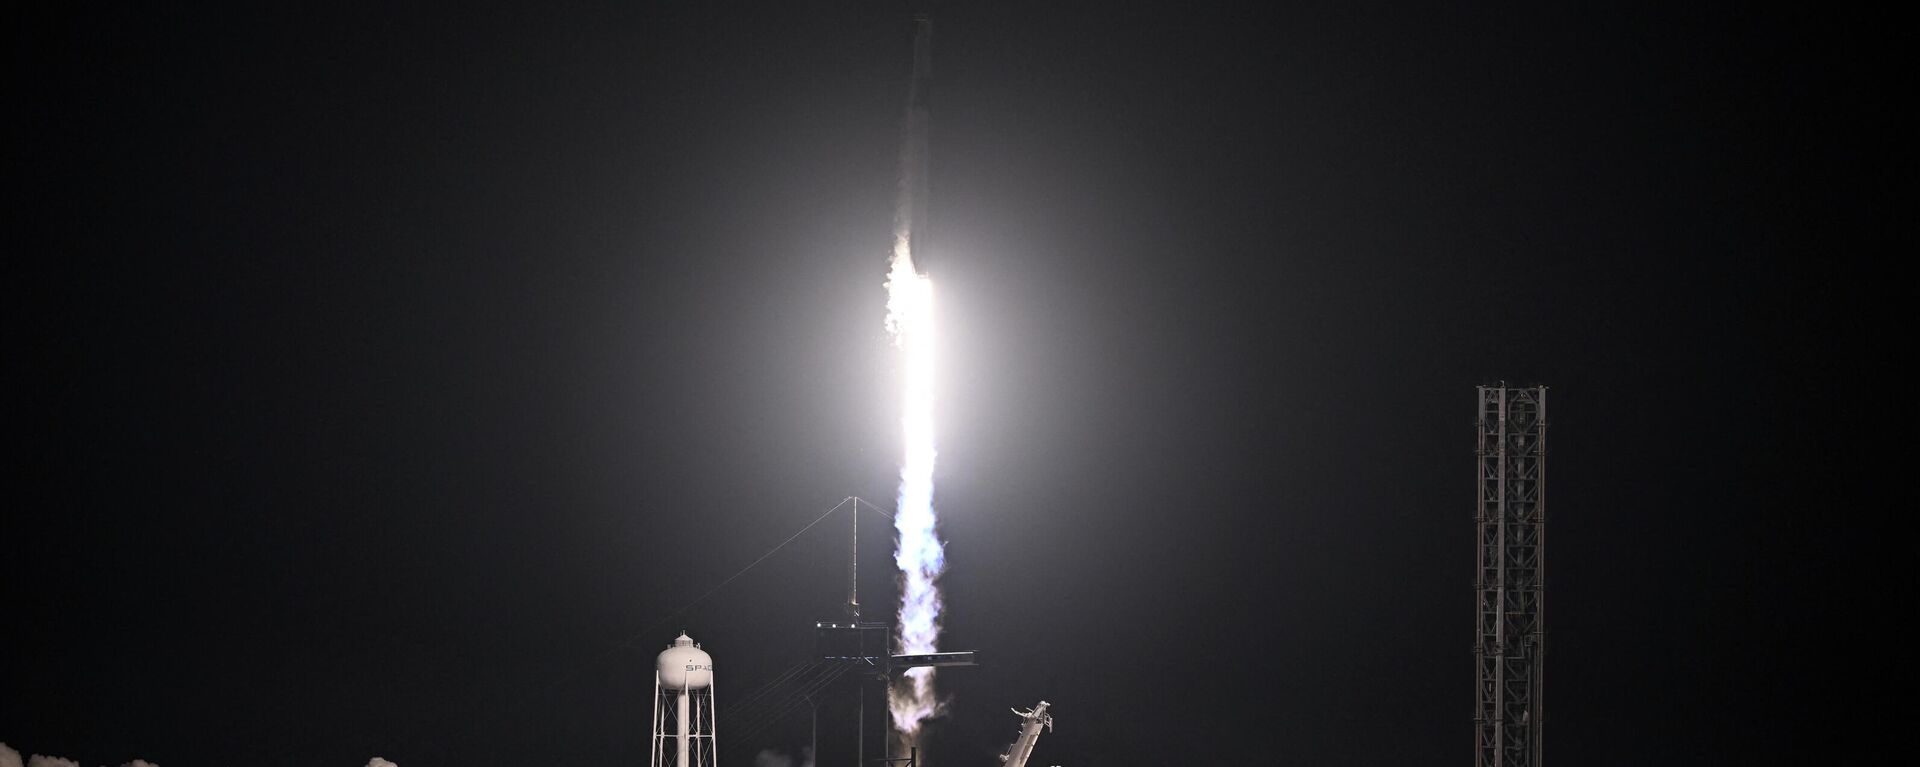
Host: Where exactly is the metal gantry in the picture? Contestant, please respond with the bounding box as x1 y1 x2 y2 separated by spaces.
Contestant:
1475 385 1547 767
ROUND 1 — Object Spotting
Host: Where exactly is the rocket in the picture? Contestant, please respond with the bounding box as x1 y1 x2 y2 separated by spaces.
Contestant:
907 10 932 113
895 9 933 269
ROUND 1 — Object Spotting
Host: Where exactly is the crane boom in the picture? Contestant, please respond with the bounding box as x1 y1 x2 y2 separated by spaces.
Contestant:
998 701 1052 767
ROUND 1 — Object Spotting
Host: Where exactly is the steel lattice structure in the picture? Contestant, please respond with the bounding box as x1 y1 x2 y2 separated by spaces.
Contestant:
1475 385 1547 767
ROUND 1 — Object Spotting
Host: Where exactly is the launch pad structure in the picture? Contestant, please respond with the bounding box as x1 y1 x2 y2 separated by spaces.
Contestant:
1474 385 1547 767
717 498 977 767
720 622 976 766
812 621 975 767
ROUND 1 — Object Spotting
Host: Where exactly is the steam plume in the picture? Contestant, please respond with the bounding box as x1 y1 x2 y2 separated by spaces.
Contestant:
0 744 159 767
753 747 813 767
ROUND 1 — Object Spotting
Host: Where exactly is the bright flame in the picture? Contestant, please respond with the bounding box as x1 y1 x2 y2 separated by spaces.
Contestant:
885 233 943 737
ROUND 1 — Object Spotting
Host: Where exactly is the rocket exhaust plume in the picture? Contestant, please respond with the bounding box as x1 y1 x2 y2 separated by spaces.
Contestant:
887 9 942 741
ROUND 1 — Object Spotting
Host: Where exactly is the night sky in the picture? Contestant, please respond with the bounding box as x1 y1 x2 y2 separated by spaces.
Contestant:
7 2 1882 765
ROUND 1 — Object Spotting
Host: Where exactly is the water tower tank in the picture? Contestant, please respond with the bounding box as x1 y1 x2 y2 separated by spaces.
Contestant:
657 632 713 690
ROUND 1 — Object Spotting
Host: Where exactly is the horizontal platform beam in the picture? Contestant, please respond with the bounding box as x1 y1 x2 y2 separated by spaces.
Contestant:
890 651 978 668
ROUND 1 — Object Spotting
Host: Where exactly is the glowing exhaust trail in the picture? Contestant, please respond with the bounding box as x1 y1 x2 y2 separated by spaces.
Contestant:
887 9 941 740
885 234 940 738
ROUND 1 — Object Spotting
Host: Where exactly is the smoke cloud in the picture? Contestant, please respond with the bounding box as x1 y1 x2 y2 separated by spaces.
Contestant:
0 746 164 767
752 748 812 767
0 743 389 767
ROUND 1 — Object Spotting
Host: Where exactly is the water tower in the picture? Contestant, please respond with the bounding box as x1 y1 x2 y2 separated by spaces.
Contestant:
651 632 717 767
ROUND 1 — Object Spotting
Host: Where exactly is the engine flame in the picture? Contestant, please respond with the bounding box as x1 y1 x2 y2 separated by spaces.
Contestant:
885 233 942 738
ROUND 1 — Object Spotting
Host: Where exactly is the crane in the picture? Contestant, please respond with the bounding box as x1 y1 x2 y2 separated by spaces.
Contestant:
998 701 1053 767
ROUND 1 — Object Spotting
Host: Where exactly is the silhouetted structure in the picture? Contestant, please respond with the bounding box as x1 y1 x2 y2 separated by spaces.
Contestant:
1475 385 1547 767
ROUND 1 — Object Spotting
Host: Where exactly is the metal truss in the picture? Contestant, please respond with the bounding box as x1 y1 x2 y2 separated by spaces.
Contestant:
1475 385 1547 767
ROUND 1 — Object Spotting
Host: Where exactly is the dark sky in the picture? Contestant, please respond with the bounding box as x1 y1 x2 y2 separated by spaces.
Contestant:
6 1 1885 765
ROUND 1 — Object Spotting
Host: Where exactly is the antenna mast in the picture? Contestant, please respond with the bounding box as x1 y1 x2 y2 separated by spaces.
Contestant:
849 497 860 617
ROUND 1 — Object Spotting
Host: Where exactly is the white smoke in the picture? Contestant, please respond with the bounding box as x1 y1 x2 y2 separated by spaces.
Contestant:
753 747 813 767
0 745 395 767
885 224 945 746
1 744 164 767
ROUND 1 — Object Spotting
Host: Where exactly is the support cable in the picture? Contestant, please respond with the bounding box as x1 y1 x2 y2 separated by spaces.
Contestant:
537 497 859 697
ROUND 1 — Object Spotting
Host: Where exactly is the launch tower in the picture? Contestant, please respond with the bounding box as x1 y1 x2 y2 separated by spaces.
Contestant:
1474 385 1547 767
